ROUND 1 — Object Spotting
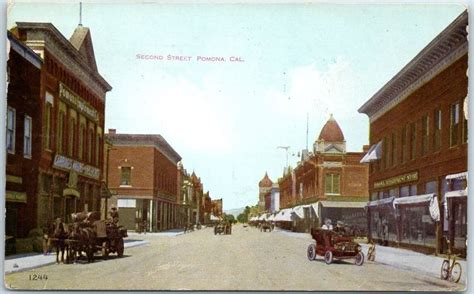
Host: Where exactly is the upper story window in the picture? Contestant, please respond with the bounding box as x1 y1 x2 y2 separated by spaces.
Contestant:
410 122 416 160
68 118 76 157
450 102 460 147
421 115 429 156
401 124 408 163
24 116 32 158
391 132 396 166
120 166 131 186
325 173 340 195
57 111 65 154
434 109 442 151
6 107 16 154
44 92 54 151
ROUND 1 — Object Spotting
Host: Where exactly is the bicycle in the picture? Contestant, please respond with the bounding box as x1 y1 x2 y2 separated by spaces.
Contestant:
441 239 462 283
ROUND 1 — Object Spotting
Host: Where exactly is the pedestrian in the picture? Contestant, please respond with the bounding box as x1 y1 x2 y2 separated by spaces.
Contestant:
322 218 333 230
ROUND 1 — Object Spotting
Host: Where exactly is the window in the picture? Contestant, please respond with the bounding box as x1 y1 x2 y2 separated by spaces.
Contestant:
118 199 136 208
87 129 94 163
24 116 32 158
400 186 410 197
450 103 460 147
325 173 340 195
78 124 85 160
57 111 65 154
410 122 416 160
120 167 131 186
44 102 52 150
68 118 76 157
391 132 396 166
462 102 468 143
434 109 441 151
382 137 388 169
401 125 408 163
421 115 429 155
425 181 438 194
95 134 101 166
6 107 15 153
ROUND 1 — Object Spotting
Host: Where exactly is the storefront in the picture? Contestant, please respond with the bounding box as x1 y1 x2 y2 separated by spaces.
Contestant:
445 172 467 257
367 197 398 245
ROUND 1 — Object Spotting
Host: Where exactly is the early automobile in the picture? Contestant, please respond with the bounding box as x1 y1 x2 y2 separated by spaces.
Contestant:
214 221 232 235
307 228 364 266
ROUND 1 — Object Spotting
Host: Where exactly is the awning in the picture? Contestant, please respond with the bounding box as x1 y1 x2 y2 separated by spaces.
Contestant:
393 193 439 221
310 202 319 218
292 205 311 218
319 201 367 209
210 214 220 221
446 171 468 180
360 141 382 163
366 197 394 207
267 214 275 221
274 208 293 222
445 189 467 198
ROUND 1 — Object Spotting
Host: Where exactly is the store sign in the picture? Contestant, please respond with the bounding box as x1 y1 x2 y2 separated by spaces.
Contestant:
59 83 99 122
53 154 101 180
6 191 27 203
374 171 418 189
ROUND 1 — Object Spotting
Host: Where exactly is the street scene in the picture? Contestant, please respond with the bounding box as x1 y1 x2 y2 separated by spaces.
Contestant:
3 2 469 292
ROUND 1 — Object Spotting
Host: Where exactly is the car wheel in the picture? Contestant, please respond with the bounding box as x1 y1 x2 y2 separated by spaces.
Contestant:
307 244 317 261
324 251 333 264
355 251 364 266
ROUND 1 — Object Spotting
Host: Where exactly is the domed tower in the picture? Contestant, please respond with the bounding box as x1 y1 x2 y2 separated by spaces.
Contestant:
258 172 273 211
314 114 346 154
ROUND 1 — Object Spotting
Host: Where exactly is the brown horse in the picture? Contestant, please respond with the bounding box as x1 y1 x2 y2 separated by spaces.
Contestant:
49 218 68 264
68 221 96 263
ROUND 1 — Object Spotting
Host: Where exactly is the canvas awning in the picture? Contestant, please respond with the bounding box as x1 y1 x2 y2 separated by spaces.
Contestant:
319 201 367 209
360 141 382 163
210 214 220 221
393 193 439 221
292 205 311 219
445 189 467 198
446 171 468 180
366 197 394 207
274 208 293 222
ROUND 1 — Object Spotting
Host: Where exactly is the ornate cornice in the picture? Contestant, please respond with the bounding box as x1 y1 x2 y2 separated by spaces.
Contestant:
14 22 112 100
358 11 468 122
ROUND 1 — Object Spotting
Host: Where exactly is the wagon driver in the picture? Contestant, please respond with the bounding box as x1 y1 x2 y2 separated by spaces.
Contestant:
109 206 119 224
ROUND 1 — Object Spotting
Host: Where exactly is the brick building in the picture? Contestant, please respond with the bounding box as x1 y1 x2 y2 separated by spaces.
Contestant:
5 32 42 246
358 11 468 256
7 22 112 241
211 198 223 217
277 115 369 232
258 172 273 212
106 129 183 231
190 172 204 224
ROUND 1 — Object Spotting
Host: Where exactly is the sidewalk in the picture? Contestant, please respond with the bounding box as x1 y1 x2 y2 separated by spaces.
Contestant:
127 228 185 237
4 239 149 274
276 229 467 285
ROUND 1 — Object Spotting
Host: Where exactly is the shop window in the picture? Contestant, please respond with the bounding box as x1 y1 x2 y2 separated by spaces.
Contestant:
434 109 441 151
425 180 438 194
6 107 15 154
370 208 397 243
452 178 467 191
23 116 32 158
389 188 399 198
325 173 340 195
421 115 429 156
400 205 436 248
450 103 460 147
68 118 76 157
401 125 408 163
121 167 132 186
400 186 409 197
410 184 417 196
410 122 416 160
78 124 85 160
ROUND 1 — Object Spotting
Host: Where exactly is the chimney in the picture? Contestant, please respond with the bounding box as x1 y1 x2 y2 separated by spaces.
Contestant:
108 129 116 135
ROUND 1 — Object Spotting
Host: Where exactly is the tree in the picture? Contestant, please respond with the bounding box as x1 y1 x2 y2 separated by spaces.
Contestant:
223 214 236 224
237 213 247 223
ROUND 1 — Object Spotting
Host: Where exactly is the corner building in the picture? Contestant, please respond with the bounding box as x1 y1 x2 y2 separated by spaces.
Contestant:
358 11 468 256
8 23 112 233
106 129 183 232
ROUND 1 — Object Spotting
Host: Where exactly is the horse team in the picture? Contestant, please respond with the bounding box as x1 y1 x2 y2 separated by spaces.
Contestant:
44 211 125 264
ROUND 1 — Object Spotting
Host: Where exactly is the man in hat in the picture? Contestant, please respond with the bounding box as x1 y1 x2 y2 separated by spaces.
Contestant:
109 206 119 224
321 218 333 230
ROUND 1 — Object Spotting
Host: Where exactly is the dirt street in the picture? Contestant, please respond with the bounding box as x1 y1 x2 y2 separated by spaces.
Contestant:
4 224 464 291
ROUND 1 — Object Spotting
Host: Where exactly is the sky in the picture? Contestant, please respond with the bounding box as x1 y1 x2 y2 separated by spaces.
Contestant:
7 1 466 210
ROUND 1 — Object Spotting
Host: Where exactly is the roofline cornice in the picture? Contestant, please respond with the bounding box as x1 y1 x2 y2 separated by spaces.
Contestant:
14 22 112 97
358 10 468 121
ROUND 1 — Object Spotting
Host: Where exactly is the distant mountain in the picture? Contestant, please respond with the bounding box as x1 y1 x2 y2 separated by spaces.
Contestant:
224 207 245 217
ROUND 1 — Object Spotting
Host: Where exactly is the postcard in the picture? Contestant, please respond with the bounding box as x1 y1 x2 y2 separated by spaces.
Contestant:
3 1 469 291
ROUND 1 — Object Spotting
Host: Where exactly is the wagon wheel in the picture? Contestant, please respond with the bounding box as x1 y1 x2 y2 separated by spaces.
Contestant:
307 243 317 261
102 241 110 259
355 251 364 266
324 251 333 264
116 238 124 257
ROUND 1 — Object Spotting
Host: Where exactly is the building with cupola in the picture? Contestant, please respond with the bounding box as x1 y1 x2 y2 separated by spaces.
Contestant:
277 114 369 232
